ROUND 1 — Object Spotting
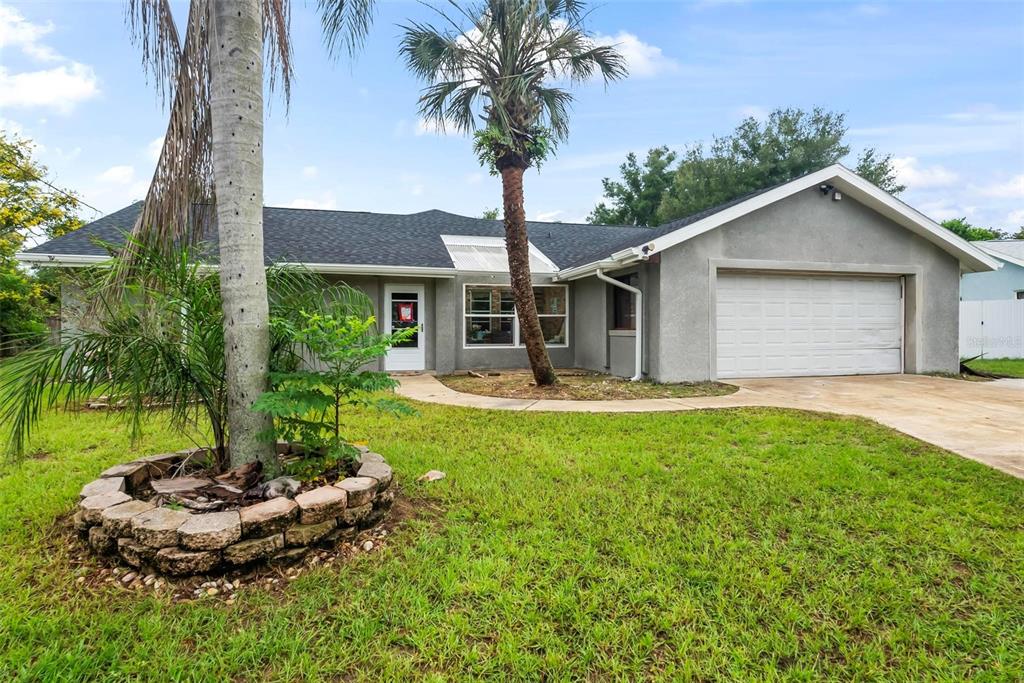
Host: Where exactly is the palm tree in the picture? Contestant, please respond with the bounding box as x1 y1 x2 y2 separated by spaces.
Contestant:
122 0 376 471
0 239 377 470
400 0 626 386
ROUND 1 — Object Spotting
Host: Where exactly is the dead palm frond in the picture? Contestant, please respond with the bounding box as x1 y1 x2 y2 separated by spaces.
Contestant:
118 0 372 268
0 238 375 467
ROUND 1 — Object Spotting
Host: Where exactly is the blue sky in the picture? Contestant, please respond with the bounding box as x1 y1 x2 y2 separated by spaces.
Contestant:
2 0 1022 231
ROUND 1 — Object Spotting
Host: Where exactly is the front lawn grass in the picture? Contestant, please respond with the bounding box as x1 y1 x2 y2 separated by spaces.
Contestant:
966 357 1024 378
439 369 736 400
1 403 1023 680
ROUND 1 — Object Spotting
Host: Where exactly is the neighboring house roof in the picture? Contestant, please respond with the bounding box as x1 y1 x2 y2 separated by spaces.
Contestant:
556 164 1000 279
973 240 1024 269
18 202 646 274
18 164 1000 277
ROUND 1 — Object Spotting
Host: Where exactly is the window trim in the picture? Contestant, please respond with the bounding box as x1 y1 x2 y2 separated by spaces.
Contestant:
610 272 639 331
462 282 569 349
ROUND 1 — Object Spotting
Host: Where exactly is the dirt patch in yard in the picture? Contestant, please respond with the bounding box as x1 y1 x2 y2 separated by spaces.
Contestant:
438 369 737 400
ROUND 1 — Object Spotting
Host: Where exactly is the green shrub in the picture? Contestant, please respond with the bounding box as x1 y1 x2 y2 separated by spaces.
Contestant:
253 312 415 479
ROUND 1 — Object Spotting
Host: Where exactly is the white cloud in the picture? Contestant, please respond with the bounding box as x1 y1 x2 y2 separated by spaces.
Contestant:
735 104 768 121
415 117 459 137
944 104 1022 124
891 157 959 189
548 148 633 173
302 165 319 179
853 3 889 16
974 174 1024 199
0 63 99 113
0 5 99 113
592 31 678 78
92 164 148 202
534 210 565 222
285 193 337 210
1005 209 1024 226
916 199 967 223
97 165 136 185
146 135 164 162
849 105 1022 158
0 4 58 61
0 116 26 138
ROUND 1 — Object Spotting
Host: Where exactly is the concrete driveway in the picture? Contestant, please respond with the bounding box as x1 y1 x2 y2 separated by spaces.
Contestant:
727 375 1024 479
398 374 1024 479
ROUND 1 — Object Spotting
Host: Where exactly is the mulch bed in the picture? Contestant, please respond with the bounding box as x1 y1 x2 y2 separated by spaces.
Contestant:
438 370 738 401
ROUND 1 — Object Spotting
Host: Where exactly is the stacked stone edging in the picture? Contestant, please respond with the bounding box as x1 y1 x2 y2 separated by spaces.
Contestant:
74 447 395 576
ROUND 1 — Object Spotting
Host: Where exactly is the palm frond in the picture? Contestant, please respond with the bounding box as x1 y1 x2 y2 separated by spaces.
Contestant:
535 86 572 141
121 0 297 277
318 0 376 60
401 0 627 165
125 0 181 105
264 0 295 104
117 0 215 288
1 241 378 463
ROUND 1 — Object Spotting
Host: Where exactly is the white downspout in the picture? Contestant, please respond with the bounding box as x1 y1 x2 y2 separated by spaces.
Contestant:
596 268 643 381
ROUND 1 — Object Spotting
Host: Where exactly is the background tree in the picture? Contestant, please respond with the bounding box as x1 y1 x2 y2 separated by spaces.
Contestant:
940 217 1007 241
401 0 626 386
0 133 83 353
592 108 905 227
122 0 377 471
589 146 676 226
480 208 500 220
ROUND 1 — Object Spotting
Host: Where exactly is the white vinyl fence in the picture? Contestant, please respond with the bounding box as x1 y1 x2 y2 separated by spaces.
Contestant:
960 300 1024 359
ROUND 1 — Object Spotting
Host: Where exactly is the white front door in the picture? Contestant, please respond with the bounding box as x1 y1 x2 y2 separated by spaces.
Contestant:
384 284 426 371
715 272 903 379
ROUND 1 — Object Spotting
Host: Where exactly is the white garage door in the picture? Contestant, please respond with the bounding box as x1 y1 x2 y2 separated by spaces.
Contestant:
716 272 902 379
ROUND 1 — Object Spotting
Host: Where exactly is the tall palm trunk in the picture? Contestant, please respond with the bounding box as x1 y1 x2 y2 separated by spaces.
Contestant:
209 0 276 472
501 165 557 386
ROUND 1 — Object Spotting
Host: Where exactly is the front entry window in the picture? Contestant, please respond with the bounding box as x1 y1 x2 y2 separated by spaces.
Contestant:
390 291 419 348
463 285 567 347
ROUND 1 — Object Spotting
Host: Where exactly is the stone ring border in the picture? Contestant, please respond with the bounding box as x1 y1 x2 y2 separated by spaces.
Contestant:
74 445 396 576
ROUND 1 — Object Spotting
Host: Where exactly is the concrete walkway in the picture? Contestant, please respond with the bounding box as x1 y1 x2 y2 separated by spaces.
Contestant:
397 374 1024 479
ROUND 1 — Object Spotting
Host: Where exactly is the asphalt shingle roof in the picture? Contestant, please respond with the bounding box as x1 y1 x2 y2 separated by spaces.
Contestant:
26 203 651 271
27 169 824 272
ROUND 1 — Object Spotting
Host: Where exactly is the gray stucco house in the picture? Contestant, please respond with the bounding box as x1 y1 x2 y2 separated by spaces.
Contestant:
960 240 1024 301
20 164 998 382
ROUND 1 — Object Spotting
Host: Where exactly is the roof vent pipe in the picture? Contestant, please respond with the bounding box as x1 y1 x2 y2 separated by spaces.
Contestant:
595 268 643 382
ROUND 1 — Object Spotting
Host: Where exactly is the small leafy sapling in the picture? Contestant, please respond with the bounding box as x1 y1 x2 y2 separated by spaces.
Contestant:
254 312 415 479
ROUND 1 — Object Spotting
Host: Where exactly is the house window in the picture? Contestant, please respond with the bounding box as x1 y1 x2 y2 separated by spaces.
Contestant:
612 274 638 330
464 284 568 347
1016 290 1024 300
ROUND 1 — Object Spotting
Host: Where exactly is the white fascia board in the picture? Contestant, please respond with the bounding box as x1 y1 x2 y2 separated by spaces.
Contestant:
17 252 458 278
828 167 1000 273
554 255 641 281
276 262 457 278
554 163 1000 278
15 252 107 267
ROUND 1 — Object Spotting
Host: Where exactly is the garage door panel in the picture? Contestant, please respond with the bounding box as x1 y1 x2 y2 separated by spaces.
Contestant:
716 272 902 379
